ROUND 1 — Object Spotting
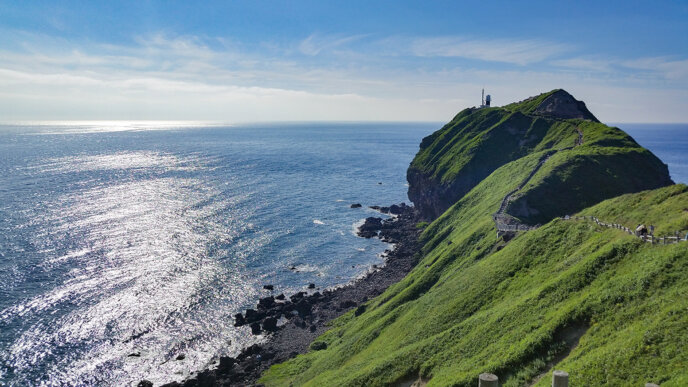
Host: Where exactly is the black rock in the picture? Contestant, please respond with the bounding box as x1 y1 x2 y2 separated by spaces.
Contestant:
218 356 236 372
350 203 362 208
262 317 278 332
290 292 305 302
137 380 153 387
389 204 401 214
263 284 274 291
237 344 262 361
258 296 275 309
358 217 383 238
309 324 317 332
295 299 312 316
195 369 216 386
128 351 141 357
340 300 356 309
307 283 315 289
275 293 286 300
250 322 262 335
355 305 367 316
234 313 246 327
176 353 185 361
245 309 264 323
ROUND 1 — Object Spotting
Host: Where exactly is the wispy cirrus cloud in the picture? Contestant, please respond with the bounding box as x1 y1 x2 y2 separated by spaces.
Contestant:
1 30 687 122
298 33 367 56
622 57 688 81
406 36 570 65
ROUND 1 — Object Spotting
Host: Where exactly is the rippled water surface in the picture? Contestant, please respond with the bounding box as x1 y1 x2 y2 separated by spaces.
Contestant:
0 122 435 386
1 121 685 386
618 123 688 184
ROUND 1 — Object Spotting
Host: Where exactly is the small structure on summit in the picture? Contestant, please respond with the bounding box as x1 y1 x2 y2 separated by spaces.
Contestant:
480 88 491 108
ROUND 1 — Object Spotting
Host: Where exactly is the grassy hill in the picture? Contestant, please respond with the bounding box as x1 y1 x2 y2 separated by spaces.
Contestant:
260 91 686 386
407 90 671 220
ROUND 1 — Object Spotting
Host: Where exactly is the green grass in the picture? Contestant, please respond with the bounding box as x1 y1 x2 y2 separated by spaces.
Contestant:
407 90 670 220
260 91 682 386
263 146 688 386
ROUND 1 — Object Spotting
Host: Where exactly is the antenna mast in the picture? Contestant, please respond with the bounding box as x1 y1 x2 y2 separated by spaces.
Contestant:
482 88 485 106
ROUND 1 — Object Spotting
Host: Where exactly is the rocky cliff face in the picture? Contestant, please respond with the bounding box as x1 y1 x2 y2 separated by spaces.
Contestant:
533 89 599 121
407 89 672 221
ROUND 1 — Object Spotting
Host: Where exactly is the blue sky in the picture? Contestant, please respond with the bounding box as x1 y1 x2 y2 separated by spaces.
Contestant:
1 1 687 122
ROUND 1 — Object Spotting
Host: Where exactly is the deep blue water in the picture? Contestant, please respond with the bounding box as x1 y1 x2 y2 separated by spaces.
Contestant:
616 123 688 184
0 121 685 386
0 122 436 386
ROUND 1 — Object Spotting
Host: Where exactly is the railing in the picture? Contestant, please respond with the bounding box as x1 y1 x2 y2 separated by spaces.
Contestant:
564 215 687 245
478 370 660 386
493 127 584 235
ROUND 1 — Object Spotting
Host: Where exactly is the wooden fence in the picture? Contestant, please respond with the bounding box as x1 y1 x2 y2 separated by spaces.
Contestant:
564 215 687 245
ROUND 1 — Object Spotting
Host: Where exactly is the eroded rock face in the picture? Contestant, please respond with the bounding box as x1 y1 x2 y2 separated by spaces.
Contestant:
534 89 599 122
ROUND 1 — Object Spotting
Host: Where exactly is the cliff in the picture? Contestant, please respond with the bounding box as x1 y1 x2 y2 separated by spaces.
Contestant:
260 91 687 387
407 89 671 220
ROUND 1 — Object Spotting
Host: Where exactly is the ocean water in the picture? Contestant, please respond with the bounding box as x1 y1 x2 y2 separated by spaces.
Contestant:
0 122 436 386
617 123 688 184
0 121 686 386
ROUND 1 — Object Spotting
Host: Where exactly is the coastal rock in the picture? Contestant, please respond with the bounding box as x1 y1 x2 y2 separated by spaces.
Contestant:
234 313 246 327
350 203 362 208
262 317 278 332
307 283 315 289
340 300 356 309
263 284 274 291
357 217 383 238
154 204 422 387
137 380 153 387
218 356 237 372
258 296 275 309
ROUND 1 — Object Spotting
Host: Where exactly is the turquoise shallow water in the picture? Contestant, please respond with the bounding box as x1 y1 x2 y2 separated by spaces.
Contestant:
0 121 685 386
0 122 435 386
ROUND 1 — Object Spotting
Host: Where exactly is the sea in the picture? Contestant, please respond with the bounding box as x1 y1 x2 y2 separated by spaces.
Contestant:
0 122 686 386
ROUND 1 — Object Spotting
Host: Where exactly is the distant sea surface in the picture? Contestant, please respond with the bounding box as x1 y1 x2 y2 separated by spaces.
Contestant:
0 121 685 386
616 123 688 184
0 122 435 386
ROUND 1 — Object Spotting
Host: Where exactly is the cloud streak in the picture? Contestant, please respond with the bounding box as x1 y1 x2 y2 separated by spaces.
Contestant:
0 30 687 122
407 36 569 65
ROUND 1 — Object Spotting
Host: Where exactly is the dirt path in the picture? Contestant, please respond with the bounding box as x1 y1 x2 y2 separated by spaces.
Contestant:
493 127 583 234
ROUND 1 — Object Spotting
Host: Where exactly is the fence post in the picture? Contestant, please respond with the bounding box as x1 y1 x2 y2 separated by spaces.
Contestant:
478 373 498 387
552 370 569 387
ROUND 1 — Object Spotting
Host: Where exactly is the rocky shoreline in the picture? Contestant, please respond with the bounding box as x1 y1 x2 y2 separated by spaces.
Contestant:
150 203 421 387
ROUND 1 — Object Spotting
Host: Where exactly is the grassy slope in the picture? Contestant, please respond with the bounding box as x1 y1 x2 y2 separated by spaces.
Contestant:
261 163 688 386
408 90 670 222
507 119 671 224
261 92 681 386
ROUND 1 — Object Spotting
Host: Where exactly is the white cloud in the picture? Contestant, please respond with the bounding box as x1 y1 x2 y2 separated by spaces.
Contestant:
298 33 366 56
407 36 569 65
0 31 687 122
551 57 614 72
622 57 688 81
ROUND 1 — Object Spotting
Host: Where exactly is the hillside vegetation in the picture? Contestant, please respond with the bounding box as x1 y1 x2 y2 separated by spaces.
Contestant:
407 89 671 220
261 91 686 386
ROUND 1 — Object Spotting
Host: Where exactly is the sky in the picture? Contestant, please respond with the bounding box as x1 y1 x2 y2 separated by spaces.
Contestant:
1 1 687 123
